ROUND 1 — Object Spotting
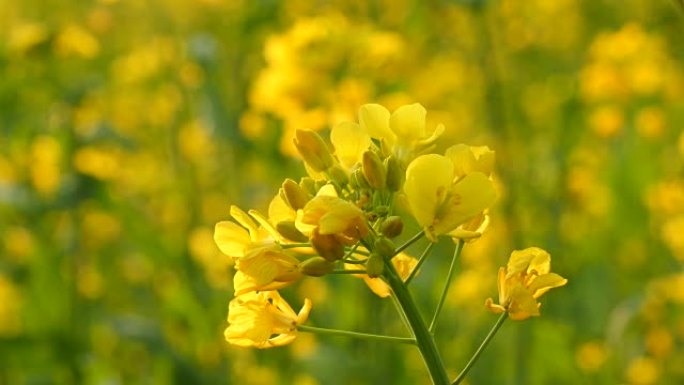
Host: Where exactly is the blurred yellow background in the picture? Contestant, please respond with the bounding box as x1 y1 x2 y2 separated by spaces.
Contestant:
1 0 684 384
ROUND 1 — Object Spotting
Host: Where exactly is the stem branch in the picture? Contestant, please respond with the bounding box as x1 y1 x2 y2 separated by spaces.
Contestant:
452 312 508 385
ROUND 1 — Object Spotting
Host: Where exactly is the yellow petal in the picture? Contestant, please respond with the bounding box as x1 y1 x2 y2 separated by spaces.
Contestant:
507 284 540 321
248 209 282 241
331 121 371 169
359 104 394 143
230 205 258 239
268 193 296 224
404 154 454 229
529 273 568 298
214 221 250 258
390 103 426 144
432 172 496 236
506 247 550 278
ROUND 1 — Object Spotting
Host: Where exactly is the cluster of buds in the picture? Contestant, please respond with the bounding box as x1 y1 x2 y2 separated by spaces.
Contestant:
214 103 564 349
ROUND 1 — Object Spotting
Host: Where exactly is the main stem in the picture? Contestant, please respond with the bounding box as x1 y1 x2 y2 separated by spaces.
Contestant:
385 260 450 385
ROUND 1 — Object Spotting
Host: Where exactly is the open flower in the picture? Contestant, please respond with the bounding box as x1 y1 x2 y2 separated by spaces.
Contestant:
358 103 443 165
485 247 567 320
225 290 312 349
233 249 302 296
296 184 369 242
404 153 496 242
214 206 282 260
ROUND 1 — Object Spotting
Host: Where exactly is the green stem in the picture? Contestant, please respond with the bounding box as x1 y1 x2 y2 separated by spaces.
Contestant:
429 240 464 333
385 260 450 385
281 243 311 249
330 269 367 274
299 325 416 345
452 312 508 385
394 230 425 256
405 242 435 285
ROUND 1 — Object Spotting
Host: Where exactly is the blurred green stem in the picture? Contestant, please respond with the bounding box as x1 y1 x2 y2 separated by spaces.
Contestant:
405 241 435 285
429 240 464 333
394 230 425 256
385 259 450 385
299 325 415 345
452 312 508 385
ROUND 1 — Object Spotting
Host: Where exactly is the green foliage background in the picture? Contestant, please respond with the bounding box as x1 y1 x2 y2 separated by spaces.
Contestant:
2 0 684 384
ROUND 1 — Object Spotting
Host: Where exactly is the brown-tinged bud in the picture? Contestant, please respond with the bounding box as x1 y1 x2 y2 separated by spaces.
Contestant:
282 178 309 210
311 230 345 262
276 221 309 242
299 177 317 196
374 237 396 259
375 205 389 216
385 155 404 192
365 253 384 278
328 163 349 186
293 129 335 172
380 216 404 238
299 257 335 277
362 150 386 189
351 167 370 189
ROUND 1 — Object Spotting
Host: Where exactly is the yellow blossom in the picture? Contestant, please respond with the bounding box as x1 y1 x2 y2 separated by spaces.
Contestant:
330 121 372 170
225 291 312 349
214 206 282 260
358 103 443 165
296 186 369 241
233 249 302 296
404 152 496 241
486 247 567 320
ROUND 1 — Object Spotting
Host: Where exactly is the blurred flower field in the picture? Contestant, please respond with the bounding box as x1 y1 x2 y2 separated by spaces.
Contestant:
2 0 684 384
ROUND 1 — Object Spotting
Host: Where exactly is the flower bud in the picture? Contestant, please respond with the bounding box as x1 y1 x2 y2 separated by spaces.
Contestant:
385 156 404 192
362 150 386 189
299 257 335 277
380 216 404 238
311 230 345 261
276 221 309 242
281 178 309 210
299 177 317 196
328 163 349 186
293 129 335 172
374 237 396 259
365 253 384 278
351 167 370 189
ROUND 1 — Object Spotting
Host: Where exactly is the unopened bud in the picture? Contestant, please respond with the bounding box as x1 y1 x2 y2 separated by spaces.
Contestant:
328 163 349 186
351 168 370 189
380 216 404 238
293 129 335 172
282 178 309 210
385 156 404 192
299 177 317 196
276 221 309 242
365 253 384 278
311 230 345 261
299 257 335 277
374 237 396 259
362 151 386 189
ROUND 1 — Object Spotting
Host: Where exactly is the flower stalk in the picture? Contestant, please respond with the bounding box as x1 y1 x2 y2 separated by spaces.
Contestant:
452 312 508 385
298 325 416 345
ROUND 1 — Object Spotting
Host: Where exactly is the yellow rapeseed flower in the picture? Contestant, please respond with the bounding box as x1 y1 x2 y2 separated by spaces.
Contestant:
233 249 302 296
485 247 567 320
296 185 369 241
404 151 496 242
214 206 282 260
225 291 312 349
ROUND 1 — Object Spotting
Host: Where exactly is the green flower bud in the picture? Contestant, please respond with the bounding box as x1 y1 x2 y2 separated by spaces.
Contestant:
300 177 317 196
362 150 386 189
282 178 309 210
293 129 334 172
374 237 396 259
365 253 384 278
351 167 370 189
380 216 404 238
299 257 335 277
385 155 404 192
275 221 309 242
328 163 349 186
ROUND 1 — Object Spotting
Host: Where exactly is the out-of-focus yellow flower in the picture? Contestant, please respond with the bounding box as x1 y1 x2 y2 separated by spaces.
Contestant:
625 356 660 385
54 24 100 58
359 103 443 165
73 146 121 180
233 249 302 296
404 152 496 242
214 206 282 260
225 291 312 349
575 341 608 373
589 105 623 138
0 275 23 336
8 22 48 54
485 247 567 320
30 135 62 196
